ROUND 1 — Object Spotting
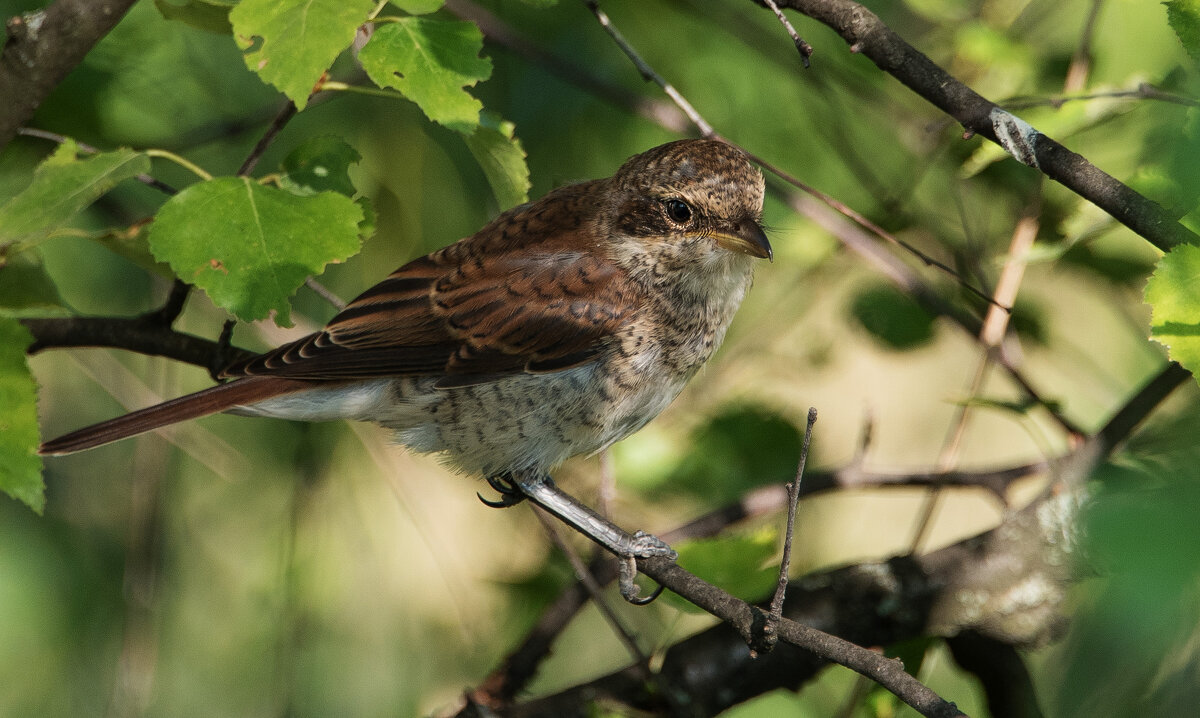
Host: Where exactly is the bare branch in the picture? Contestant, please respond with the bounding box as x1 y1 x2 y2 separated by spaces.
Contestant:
763 0 1198 251
0 0 139 150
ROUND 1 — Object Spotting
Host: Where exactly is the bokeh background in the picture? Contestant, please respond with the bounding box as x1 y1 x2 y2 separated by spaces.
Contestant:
3 0 1200 715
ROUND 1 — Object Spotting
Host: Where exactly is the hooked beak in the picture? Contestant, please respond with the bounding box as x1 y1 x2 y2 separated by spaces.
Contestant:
712 220 773 261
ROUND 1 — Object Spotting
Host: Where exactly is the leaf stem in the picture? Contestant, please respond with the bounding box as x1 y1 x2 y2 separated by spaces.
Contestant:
319 81 402 100
145 149 213 182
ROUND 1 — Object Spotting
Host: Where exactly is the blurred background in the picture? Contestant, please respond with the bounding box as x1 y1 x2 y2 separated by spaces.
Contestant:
3 0 1199 715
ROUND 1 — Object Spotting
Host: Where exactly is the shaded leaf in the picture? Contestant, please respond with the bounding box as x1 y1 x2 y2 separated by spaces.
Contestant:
463 112 530 209
849 283 936 350
358 17 492 132
1145 243 1200 378
0 319 43 513
148 177 363 325
154 0 235 34
0 141 150 251
229 0 374 109
0 254 70 318
279 135 362 197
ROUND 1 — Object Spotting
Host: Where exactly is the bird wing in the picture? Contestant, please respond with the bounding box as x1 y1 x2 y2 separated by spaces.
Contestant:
224 185 640 386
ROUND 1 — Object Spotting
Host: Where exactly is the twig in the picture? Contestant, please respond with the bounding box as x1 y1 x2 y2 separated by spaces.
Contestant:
0 0 139 149
237 100 299 177
529 508 652 671
764 0 1198 252
762 0 813 67
444 0 690 133
909 207 1042 553
304 277 347 310
1063 0 1103 93
17 128 179 196
760 407 817 655
583 1 716 137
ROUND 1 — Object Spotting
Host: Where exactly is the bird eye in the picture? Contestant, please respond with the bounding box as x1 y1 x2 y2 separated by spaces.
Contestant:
664 199 693 224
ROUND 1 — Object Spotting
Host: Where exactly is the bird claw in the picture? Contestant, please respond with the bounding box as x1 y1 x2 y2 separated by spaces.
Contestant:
618 555 666 605
478 474 527 509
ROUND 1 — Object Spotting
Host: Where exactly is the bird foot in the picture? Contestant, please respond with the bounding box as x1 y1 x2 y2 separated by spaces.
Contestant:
477 473 527 508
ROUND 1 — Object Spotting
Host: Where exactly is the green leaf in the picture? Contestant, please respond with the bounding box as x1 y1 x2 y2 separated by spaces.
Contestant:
279 135 362 197
0 254 70 318
0 141 150 251
1167 0 1200 64
849 283 936 350
358 17 492 132
229 0 374 110
0 319 43 513
1146 243 1200 376
463 112 530 208
393 0 445 13
666 528 778 612
148 177 364 325
154 0 235 34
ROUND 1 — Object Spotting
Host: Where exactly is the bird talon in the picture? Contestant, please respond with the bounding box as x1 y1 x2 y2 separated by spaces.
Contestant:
479 474 527 508
618 555 665 605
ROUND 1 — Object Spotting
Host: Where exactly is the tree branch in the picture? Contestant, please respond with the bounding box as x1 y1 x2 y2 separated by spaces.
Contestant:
0 0 138 150
763 0 1198 251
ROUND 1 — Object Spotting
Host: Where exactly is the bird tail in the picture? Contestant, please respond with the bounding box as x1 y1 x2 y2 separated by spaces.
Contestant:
39 377 312 456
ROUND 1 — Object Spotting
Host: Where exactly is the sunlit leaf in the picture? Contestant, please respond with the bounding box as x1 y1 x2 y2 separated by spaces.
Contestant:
0 319 43 514
1145 243 1200 378
148 177 364 325
358 17 492 132
229 0 374 109
393 0 444 13
667 527 779 612
154 0 235 34
463 112 530 209
1167 0 1200 64
0 141 149 251
279 135 362 197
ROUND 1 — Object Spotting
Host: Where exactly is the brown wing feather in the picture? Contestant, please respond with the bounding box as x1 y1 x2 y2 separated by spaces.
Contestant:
223 180 640 384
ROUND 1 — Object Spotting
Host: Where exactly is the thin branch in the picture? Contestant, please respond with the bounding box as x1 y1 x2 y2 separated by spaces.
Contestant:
762 0 814 66
761 407 816 654
22 315 255 371
0 0 139 149
238 100 299 177
764 0 1198 251
443 0 690 133
583 1 716 137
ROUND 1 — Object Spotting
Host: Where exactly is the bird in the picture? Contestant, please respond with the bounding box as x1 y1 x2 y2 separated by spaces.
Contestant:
39 138 771 601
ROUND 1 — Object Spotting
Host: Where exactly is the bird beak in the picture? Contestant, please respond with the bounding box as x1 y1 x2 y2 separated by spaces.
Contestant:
712 221 773 261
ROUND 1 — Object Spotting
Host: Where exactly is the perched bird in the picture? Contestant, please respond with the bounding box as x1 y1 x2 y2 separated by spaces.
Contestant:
40 138 771 600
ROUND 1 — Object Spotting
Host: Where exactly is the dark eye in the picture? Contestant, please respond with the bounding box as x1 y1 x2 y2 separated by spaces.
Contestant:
664 199 693 224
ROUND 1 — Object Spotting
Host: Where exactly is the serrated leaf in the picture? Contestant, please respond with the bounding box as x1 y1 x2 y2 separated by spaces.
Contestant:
279 135 362 197
148 177 364 325
0 319 44 513
1167 0 1200 64
154 0 235 34
393 0 445 13
0 254 70 318
229 0 374 109
358 17 492 132
463 112 530 208
666 528 779 613
0 141 150 251
1146 243 1200 376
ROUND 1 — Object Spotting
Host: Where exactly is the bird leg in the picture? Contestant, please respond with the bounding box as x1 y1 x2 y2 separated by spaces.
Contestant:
486 470 674 603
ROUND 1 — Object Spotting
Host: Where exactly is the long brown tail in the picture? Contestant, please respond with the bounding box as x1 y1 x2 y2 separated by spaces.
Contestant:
39 377 314 456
